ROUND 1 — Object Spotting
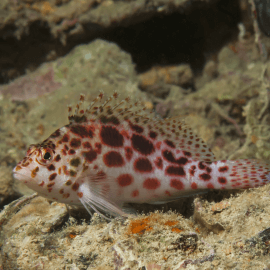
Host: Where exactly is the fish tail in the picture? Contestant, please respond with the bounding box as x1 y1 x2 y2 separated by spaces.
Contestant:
214 159 270 189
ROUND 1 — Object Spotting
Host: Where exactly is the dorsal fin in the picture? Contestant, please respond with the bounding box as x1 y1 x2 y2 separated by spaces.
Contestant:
67 92 216 162
151 117 216 162
68 91 155 126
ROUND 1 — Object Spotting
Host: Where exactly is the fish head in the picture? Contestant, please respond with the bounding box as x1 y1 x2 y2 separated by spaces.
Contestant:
12 127 86 203
13 140 62 192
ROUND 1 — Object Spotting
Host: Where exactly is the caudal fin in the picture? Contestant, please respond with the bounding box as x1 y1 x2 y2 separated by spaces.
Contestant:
216 159 270 189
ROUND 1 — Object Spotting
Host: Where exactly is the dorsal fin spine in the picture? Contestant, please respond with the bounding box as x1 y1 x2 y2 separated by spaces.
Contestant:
67 92 216 162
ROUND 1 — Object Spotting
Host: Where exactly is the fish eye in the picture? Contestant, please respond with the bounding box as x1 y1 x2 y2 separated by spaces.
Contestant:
43 152 51 160
36 148 54 166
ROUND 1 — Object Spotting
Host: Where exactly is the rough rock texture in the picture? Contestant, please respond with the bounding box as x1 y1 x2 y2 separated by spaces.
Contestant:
0 38 140 200
0 197 212 270
0 0 240 83
2 0 270 269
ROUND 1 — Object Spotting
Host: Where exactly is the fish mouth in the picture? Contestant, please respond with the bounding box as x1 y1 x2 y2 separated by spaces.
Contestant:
13 169 44 187
13 171 28 182
13 170 33 183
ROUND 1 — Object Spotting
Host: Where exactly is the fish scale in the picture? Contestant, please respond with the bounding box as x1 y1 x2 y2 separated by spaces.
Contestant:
13 92 270 218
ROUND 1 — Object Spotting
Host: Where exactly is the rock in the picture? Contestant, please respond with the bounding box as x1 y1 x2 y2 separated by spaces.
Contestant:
0 39 143 198
139 64 194 98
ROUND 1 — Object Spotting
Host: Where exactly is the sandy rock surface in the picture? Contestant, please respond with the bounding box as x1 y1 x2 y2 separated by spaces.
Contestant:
1 0 270 269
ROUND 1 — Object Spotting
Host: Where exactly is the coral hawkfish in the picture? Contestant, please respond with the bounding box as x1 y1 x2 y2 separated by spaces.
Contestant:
13 92 270 218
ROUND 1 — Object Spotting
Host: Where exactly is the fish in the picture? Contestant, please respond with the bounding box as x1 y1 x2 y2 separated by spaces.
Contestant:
13 92 270 219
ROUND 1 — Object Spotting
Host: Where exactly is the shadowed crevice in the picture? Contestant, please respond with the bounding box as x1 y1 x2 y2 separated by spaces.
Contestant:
0 0 241 84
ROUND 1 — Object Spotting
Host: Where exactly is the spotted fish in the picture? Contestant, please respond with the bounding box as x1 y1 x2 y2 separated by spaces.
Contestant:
13 92 270 218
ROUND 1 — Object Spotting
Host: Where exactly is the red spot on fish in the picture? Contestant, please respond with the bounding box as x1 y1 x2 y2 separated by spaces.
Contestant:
198 162 206 170
50 143 56 150
72 183 80 191
22 161 30 167
154 157 163 169
218 177 227 185
149 131 157 139
162 150 188 165
47 182 55 188
39 181 45 187
49 173 57 181
50 129 61 138
77 192 83 198
117 174 133 187
129 122 144 133
62 166 69 176
191 182 197 189
70 138 81 148
70 125 94 138
134 158 152 172
199 173 211 181
166 166 185 176
132 189 139 197
207 183 214 189
54 154 61 162
65 180 72 186
218 166 229 173
156 142 161 149
170 179 184 190
63 193 70 199
59 189 64 194
131 134 154 155
164 139 175 148
143 178 161 190
125 147 133 161
121 130 129 139
100 115 120 125
189 165 196 176
83 142 92 149
47 164 55 171
83 150 97 163
100 126 124 147
103 151 124 167
184 151 191 157
15 165 22 171
61 134 69 143
68 149 76 155
95 142 102 154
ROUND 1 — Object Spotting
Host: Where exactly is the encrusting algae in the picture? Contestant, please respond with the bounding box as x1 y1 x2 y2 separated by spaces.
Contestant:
127 213 183 235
